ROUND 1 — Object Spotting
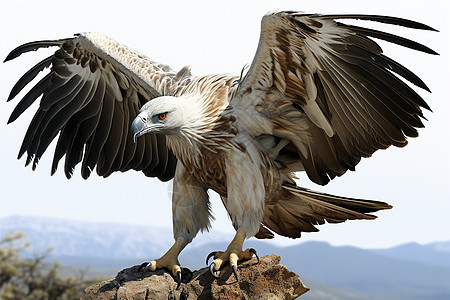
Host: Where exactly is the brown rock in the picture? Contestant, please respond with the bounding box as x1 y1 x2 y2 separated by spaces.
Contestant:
82 255 309 300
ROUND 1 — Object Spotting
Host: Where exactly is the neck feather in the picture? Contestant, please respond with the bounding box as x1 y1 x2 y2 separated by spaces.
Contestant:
166 76 234 167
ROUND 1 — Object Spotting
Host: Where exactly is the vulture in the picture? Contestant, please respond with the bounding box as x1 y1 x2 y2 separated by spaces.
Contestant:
5 11 437 285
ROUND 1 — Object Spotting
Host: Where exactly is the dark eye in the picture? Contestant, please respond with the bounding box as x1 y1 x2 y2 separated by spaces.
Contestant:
158 113 167 120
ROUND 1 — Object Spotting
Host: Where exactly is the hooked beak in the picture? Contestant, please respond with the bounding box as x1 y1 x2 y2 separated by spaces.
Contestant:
131 112 164 143
131 115 147 143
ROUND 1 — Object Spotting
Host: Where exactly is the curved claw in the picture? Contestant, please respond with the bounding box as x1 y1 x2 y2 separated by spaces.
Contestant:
249 248 260 264
206 251 217 265
209 263 219 278
138 262 149 272
232 265 238 282
176 271 182 289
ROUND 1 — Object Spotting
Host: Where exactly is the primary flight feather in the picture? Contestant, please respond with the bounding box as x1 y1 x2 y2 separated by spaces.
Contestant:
5 11 437 284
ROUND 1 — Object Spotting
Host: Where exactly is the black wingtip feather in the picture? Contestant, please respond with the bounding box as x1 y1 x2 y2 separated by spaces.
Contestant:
7 73 52 123
4 39 69 63
25 154 33 167
378 54 432 93
7 55 53 102
322 14 438 32
342 23 438 55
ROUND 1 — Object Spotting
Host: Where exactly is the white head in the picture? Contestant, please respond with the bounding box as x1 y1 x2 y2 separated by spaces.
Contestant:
131 93 227 164
131 96 190 141
131 81 230 164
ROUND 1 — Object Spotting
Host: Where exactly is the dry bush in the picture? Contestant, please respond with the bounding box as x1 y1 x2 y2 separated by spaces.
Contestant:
0 232 99 300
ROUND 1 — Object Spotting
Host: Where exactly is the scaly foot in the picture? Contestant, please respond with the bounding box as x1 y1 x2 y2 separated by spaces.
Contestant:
206 230 259 281
139 236 189 288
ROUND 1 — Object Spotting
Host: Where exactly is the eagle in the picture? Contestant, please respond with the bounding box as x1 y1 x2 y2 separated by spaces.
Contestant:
5 11 436 285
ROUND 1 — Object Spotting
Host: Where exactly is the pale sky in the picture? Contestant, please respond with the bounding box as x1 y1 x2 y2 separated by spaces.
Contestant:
0 0 448 249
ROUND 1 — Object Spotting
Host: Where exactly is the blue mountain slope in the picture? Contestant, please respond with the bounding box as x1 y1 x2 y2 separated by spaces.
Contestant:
1 216 449 300
283 242 450 300
180 240 450 300
371 241 450 268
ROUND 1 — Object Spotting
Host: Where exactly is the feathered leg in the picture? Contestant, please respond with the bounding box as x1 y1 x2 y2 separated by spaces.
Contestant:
207 146 265 280
141 163 212 288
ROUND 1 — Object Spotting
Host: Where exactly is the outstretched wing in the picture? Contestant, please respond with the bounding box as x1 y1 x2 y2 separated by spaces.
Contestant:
233 12 437 185
5 32 192 181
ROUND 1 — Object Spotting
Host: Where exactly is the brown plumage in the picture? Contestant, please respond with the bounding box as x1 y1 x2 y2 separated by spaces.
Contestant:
5 11 436 280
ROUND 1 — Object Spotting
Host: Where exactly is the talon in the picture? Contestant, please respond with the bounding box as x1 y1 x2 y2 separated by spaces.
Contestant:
176 271 182 289
206 251 217 265
249 248 260 264
232 265 238 281
138 262 149 272
209 263 219 278
147 260 157 272
182 267 193 282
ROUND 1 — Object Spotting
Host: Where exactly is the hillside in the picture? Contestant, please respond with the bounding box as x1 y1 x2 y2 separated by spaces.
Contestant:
1 215 449 300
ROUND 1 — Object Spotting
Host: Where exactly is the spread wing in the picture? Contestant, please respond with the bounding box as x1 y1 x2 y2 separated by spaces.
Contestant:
5 32 193 181
233 12 437 185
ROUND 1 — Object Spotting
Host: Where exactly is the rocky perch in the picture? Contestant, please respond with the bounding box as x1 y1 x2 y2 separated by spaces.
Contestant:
82 254 309 299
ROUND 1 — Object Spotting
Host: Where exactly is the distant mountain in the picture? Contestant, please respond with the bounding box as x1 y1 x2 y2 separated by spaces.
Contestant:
371 241 450 268
0 215 173 258
1 215 449 300
267 241 450 300
180 240 450 300
0 215 231 258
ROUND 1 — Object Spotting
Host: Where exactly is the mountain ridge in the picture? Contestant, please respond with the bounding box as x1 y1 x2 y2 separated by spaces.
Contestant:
1 215 449 300
371 241 450 268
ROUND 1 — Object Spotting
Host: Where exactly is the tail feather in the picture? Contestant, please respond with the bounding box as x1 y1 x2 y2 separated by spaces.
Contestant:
284 185 393 214
258 184 392 239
